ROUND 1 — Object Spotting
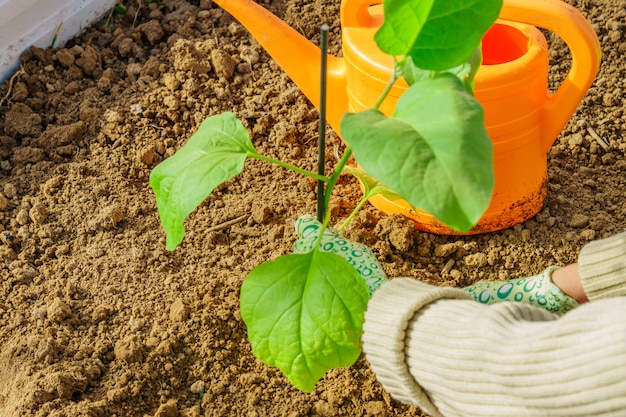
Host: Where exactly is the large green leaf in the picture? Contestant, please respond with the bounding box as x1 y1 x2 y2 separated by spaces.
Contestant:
376 0 502 71
340 74 494 231
374 0 435 57
149 112 255 250
240 251 370 392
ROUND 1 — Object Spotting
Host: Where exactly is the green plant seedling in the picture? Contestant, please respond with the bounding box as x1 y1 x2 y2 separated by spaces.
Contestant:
150 0 501 392
101 1 128 31
50 23 63 49
114 3 128 14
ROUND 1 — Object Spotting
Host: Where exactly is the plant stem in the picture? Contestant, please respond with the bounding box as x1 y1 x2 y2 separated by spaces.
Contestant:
250 153 330 182
312 215 331 251
323 147 353 216
332 64 401 230
337 195 368 233
372 72 399 110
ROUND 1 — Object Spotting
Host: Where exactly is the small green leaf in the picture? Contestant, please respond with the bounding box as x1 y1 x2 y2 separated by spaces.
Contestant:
114 3 127 14
343 165 403 202
402 48 482 94
340 74 494 231
398 56 435 86
376 0 502 71
240 251 370 392
149 112 255 250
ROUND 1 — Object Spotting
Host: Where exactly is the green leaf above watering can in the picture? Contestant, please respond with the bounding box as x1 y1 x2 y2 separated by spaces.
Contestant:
376 0 502 71
374 0 435 58
340 74 494 232
149 112 255 250
240 251 369 392
400 48 482 94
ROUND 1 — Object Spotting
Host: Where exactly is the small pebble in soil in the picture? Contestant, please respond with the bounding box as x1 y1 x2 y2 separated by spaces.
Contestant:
580 229 596 240
442 258 455 274
12 147 45 164
43 371 88 400
47 297 73 323
464 253 488 268
189 380 205 394
153 399 178 417
55 49 75 67
3 183 16 198
434 243 457 257
0 231 14 245
4 103 42 137
169 298 190 322
240 46 260 66
363 400 389 417
92 304 113 323
569 213 590 228
16 209 30 225
0 194 8 210
114 335 146 364
75 45 100 75
450 269 464 281
137 147 156 166
251 202 272 224
29 203 48 225
211 49 236 80
138 20 165 45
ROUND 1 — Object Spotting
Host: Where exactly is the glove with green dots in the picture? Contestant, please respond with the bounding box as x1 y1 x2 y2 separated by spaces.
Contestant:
293 215 387 295
464 266 579 314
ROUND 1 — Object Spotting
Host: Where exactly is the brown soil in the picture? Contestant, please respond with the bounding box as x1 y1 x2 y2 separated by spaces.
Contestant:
0 0 624 416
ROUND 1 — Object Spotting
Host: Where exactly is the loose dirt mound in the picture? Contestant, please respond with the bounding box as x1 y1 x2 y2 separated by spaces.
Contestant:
0 0 624 416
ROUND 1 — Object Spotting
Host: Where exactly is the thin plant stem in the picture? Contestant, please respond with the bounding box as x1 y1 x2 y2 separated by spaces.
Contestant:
332 67 399 230
250 153 330 182
312 215 331 253
323 147 353 217
372 72 398 110
337 195 369 233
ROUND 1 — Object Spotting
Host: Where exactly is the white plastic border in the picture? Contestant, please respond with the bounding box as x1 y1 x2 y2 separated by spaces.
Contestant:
0 0 117 82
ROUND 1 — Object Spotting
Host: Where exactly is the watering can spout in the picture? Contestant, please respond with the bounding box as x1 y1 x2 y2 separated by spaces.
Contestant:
213 0 348 130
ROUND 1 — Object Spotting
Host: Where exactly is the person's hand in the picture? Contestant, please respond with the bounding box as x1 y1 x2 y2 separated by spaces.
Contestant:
294 215 387 294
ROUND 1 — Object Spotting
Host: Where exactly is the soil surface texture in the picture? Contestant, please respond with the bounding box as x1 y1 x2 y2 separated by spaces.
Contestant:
0 0 625 416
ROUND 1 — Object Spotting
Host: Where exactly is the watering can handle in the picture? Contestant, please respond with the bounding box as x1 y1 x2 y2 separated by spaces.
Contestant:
341 0 381 28
499 0 601 153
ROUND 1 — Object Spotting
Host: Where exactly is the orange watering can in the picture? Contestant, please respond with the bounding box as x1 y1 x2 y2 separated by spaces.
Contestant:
213 0 601 234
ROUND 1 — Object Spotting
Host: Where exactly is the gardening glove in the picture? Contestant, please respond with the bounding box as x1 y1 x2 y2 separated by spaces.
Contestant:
463 266 579 314
293 215 387 295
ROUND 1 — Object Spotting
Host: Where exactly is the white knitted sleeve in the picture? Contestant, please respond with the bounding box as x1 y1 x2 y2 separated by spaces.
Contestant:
362 278 626 417
578 229 626 300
